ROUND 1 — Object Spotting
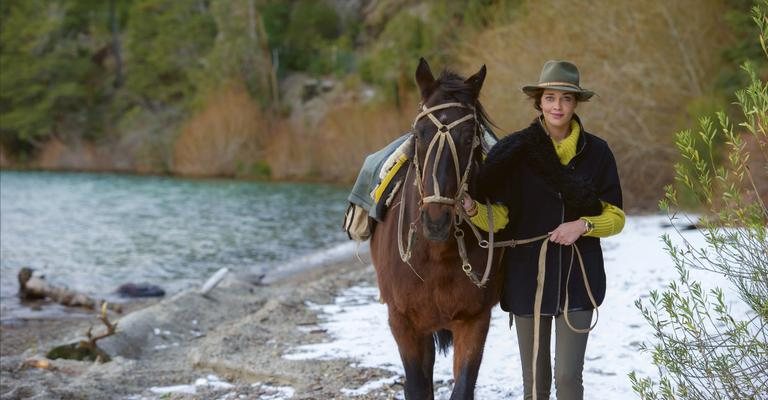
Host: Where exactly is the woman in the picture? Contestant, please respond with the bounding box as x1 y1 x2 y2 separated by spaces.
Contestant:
464 60 625 400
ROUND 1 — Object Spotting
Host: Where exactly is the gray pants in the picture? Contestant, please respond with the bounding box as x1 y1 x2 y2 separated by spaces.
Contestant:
514 310 593 400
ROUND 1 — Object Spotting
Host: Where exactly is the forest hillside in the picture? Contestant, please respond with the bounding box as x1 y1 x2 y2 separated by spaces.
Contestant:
0 0 764 210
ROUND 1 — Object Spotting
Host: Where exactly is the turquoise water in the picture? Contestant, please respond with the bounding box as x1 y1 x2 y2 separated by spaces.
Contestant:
0 171 349 319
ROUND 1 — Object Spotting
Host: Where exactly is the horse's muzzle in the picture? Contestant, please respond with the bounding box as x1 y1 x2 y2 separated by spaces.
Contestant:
421 206 452 242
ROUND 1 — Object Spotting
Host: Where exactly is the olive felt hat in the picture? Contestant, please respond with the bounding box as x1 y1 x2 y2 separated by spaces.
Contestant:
521 60 595 101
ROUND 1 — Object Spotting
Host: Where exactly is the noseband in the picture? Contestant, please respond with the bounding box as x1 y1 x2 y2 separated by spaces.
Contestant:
411 102 479 206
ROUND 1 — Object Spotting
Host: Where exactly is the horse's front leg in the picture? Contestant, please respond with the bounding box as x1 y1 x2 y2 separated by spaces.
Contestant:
388 307 436 400
449 310 492 400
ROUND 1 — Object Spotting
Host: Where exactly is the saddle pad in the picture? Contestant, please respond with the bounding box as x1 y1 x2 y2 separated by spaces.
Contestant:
373 153 408 203
373 160 409 222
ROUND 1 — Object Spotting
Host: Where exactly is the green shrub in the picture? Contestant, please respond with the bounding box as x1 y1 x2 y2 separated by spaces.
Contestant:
630 5 768 399
280 0 341 74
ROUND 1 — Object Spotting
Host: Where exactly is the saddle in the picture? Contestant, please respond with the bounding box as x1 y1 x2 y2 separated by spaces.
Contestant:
343 128 497 241
343 137 413 241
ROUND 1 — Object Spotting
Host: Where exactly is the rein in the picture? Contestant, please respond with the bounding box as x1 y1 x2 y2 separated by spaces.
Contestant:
467 205 599 400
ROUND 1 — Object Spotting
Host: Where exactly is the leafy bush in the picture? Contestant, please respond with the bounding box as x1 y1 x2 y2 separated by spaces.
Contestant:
630 5 768 399
720 0 768 96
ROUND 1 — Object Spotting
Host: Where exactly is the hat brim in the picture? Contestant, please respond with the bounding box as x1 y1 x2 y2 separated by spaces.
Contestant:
521 85 594 101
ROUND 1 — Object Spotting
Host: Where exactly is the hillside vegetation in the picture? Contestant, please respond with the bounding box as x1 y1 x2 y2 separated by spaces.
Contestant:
0 0 762 210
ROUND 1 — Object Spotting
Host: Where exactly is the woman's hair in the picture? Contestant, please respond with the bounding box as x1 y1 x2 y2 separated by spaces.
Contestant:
531 90 543 111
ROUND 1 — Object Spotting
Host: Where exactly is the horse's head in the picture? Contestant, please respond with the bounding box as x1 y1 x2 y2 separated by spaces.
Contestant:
411 58 487 242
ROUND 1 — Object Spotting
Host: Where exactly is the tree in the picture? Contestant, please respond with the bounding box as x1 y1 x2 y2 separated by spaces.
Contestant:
194 0 275 106
0 1 95 151
124 0 216 109
630 4 768 399
0 0 134 154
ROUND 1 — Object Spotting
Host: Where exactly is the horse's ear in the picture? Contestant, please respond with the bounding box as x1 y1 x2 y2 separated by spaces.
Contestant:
465 65 487 98
415 57 436 101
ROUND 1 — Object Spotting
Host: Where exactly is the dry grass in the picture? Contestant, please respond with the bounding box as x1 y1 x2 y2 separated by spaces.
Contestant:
314 98 418 181
456 0 732 211
172 79 419 182
262 117 310 180
266 96 418 182
172 83 268 177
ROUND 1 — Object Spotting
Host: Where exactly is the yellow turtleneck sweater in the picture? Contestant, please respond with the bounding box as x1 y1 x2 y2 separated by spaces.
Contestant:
469 120 625 237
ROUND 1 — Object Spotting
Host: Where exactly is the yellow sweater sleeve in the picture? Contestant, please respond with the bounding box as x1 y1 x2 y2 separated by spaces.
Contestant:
582 201 625 238
468 202 509 233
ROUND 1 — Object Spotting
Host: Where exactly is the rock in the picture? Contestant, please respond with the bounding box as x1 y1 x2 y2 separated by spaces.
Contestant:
116 283 166 298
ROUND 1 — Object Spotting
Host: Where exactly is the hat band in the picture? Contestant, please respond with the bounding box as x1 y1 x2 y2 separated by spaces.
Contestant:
537 81 582 91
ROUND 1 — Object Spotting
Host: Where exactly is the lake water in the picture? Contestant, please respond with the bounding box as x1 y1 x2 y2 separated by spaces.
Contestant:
0 171 350 320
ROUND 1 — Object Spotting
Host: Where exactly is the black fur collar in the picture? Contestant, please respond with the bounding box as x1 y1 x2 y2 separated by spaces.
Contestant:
471 117 602 218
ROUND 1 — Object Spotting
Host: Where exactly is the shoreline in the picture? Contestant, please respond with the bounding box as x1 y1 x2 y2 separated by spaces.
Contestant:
0 241 367 326
1 216 705 399
0 244 392 399
0 166 355 189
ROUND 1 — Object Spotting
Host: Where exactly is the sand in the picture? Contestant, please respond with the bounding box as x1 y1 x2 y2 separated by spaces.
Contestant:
0 251 400 400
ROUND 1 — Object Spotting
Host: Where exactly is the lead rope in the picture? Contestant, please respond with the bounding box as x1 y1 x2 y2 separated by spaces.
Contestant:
396 161 423 282
455 196 495 287
461 205 599 400
532 240 598 400
531 239 550 400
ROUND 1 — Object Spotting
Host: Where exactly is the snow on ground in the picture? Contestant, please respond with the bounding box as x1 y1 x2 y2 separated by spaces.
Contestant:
285 215 734 399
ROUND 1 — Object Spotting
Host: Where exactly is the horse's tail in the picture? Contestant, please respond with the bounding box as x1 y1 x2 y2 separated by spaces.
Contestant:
433 329 453 355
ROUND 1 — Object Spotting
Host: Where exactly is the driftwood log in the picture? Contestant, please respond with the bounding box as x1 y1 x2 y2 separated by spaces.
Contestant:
17 268 122 313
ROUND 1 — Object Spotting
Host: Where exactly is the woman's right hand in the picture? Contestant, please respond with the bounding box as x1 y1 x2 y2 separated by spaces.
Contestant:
462 194 478 216
548 219 588 246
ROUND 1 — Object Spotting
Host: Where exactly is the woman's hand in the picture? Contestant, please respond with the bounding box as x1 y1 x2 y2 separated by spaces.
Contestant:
548 219 587 246
462 194 478 217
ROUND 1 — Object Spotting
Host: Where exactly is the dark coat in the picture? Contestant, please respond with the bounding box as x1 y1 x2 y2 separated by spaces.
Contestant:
471 116 623 316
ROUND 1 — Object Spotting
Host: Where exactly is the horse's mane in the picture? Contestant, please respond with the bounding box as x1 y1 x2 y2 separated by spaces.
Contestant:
435 69 498 133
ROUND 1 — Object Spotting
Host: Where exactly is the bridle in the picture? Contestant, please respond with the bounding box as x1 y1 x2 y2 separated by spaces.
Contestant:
410 102 479 207
397 101 493 287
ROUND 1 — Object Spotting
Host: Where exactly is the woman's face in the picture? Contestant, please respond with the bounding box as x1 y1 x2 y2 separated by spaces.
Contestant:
540 89 577 131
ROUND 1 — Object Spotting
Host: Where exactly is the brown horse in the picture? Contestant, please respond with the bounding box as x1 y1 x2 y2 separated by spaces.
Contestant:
370 58 503 400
